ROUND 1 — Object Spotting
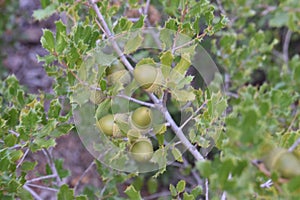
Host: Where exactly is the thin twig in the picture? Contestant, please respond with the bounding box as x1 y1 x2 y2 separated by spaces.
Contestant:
9 130 20 137
180 101 207 129
26 183 59 192
16 148 29 168
283 30 292 66
143 0 151 15
205 178 209 200
144 191 171 200
288 137 300 152
161 105 205 161
287 108 298 132
26 174 57 184
42 148 62 186
23 185 43 200
74 160 95 194
116 94 155 108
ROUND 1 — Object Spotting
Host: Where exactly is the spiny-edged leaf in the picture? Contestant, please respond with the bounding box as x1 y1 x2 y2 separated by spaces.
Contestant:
33 138 56 150
174 53 191 75
172 147 183 162
183 192 195 200
9 150 23 162
124 33 143 54
151 148 167 177
160 51 173 78
41 29 55 52
160 28 174 50
132 15 145 29
176 180 186 193
94 49 117 66
113 17 133 33
57 184 74 200
21 161 37 172
33 4 57 21
55 20 67 53
75 196 88 200
169 184 177 197
124 185 142 200
153 123 167 135
54 159 70 179
190 185 202 198
48 99 62 118
172 89 195 102
165 18 178 31
4 134 17 147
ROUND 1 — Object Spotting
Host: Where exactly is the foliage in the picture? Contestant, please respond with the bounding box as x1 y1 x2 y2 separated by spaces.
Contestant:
0 0 299 199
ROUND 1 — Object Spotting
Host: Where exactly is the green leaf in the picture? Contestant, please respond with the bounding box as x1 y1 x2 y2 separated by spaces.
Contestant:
48 99 62 119
174 53 191 75
57 184 74 200
132 15 145 29
196 160 212 177
147 177 158 194
172 89 195 102
190 186 202 198
75 196 88 200
33 4 57 21
171 147 183 162
151 148 167 177
124 185 142 200
176 180 186 193
269 12 289 28
160 51 173 78
113 17 133 33
183 192 195 200
55 20 67 54
41 29 55 52
4 134 17 147
54 159 70 179
9 150 23 162
124 33 143 54
21 161 37 172
169 184 177 197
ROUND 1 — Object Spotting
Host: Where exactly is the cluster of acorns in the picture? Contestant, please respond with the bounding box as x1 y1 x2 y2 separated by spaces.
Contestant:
96 107 154 162
89 63 163 162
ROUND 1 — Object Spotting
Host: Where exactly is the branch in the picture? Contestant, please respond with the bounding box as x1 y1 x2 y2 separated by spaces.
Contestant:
25 183 59 192
16 148 29 168
23 185 43 200
116 94 155 108
90 0 205 163
288 137 300 152
283 29 292 66
161 105 205 161
144 191 171 200
42 148 62 186
179 100 207 130
74 160 95 194
26 174 57 184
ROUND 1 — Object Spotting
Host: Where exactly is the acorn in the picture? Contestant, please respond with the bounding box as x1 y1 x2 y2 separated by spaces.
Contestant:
263 148 300 179
129 137 153 162
133 64 162 92
130 107 152 130
96 114 120 137
106 62 131 86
